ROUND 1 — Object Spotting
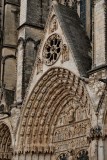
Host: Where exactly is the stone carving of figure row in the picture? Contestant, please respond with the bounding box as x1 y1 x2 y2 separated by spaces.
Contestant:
57 104 88 127
54 137 88 153
53 120 90 142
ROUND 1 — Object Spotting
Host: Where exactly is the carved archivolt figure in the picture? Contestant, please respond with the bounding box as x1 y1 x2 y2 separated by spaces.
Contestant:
61 44 69 63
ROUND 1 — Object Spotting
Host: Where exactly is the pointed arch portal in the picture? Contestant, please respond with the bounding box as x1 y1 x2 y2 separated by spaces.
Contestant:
0 123 13 160
17 67 92 158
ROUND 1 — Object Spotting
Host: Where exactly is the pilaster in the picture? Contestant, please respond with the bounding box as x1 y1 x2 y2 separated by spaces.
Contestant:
16 0 45 104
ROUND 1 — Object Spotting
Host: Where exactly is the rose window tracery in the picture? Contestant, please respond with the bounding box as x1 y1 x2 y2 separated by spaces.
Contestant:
43 34 62 65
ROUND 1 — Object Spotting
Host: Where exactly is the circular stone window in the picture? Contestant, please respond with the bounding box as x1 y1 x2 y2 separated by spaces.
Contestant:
43 34 62 66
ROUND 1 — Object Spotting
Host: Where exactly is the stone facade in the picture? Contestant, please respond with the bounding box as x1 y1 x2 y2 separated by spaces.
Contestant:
0 0 107 160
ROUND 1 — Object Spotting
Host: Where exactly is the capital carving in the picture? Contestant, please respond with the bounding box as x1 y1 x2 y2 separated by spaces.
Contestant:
87 125 102 142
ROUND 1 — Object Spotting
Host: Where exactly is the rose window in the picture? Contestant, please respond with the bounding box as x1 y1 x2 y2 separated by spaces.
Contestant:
43 34 62 65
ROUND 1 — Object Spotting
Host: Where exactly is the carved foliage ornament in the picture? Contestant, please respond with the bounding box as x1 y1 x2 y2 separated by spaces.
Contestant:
43 34 62 65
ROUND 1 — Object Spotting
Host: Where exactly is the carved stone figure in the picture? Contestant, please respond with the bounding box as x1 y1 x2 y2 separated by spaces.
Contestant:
77 150 89 160
50 16 58 33
36 57 43 74
68 108 75 123
61 44 69 63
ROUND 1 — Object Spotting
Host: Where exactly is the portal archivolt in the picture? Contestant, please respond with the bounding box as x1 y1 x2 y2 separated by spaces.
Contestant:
0 123 12 160
17 67 92 155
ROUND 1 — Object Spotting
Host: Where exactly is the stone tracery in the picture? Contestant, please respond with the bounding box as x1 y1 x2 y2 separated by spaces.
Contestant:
16 67 92 156
43 34 62 65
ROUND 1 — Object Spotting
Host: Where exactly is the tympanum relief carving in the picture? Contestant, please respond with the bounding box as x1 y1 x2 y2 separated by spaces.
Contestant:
53 100 91 156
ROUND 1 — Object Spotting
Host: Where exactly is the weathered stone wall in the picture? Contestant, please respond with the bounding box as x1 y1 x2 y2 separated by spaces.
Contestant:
20 0 49 27
3 57 16 90
4 3 19 45
80 0 86 29
20 0 27 25
23 40 36 93
16 27 43 103
86 0 92 39
27 0 49 27
0 0 19 99
93 0 106 66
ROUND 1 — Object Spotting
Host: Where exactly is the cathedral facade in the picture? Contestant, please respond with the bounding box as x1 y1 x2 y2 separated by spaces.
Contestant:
0 0 107 159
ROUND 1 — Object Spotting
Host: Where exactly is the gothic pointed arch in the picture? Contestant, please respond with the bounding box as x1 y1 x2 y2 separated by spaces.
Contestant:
16 67 92 157
0 123 13 160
